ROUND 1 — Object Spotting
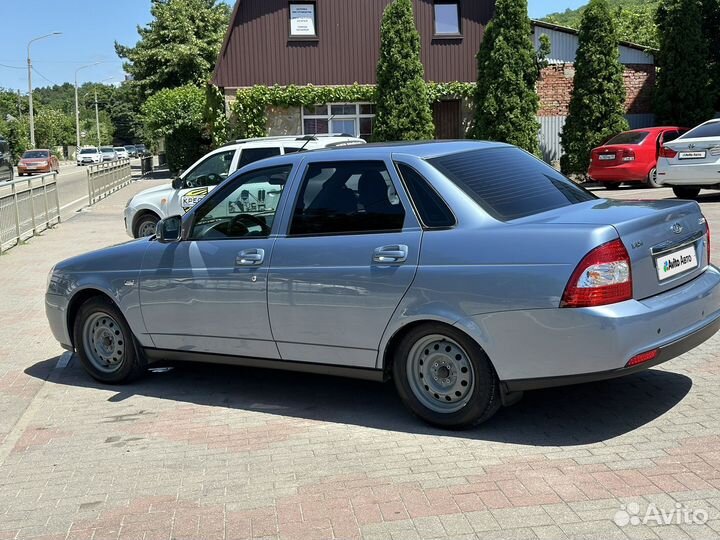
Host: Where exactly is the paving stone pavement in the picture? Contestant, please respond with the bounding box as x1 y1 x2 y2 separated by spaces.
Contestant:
0 183 719 540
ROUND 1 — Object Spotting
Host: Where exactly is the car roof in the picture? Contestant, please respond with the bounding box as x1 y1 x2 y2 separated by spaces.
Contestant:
292 140 508 160
218 135 365 151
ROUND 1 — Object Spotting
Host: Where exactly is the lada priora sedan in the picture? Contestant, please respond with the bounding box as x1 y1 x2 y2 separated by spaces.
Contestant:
46 141 720 428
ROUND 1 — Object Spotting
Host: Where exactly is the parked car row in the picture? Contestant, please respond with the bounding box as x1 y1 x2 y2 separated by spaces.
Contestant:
588 118 720 199
76 144 148 166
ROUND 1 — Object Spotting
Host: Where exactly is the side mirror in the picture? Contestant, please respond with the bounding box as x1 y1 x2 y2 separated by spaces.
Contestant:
171 176 184 190
156 215 182 243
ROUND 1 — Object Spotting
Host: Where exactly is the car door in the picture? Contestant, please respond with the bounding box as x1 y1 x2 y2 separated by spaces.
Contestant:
167 148 238 216
267 156 422 368
139 163 295 359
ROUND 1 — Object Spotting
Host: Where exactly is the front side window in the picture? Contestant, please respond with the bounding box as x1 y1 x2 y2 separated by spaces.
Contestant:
290 161 405 236
190 165 292 240
434 1 460 35
237 147 282 169
184 150 235 188
302 103 375 139
428 147 596 221
289 2 317 38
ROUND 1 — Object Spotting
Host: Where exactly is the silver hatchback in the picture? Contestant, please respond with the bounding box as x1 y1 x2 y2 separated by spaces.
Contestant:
46 142 720 427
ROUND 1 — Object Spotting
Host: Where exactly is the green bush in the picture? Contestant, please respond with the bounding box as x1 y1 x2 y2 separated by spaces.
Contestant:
374 0 434 141
472 0 547 155
561 0 629 175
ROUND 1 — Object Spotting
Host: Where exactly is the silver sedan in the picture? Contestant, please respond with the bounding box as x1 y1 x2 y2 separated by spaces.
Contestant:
46 141 720 428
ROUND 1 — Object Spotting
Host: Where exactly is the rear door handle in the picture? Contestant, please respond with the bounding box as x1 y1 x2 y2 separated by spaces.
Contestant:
236 248 265 266
373 244 408 264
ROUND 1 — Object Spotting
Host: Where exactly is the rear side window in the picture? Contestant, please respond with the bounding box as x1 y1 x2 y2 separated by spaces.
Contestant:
428 147 596 221
605 131 649 145
238 147 281 168
681 121 720 139
395 163 455 228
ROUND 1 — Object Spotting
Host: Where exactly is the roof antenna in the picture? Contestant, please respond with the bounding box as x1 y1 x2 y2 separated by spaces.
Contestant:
298 114 336 152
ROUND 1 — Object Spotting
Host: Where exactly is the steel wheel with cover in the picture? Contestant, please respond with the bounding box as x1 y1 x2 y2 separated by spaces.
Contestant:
393 323 501 428
672 186 701 200
646 168 661 188
134 214 160 238
73 296 146 383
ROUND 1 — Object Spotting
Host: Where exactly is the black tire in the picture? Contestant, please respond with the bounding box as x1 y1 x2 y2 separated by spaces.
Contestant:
672 186 701 200
392 323 501 429
133 213 160 238
646 168 661 188
604 183 622 190
73 296 146 384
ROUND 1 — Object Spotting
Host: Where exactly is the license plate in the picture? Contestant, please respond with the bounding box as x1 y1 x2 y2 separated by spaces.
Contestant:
599 154 615 161
656 245 698 280
678 151 706 160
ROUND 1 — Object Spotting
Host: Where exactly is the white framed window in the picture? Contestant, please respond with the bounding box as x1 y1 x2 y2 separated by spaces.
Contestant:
289 2 317 38
301 103 376 140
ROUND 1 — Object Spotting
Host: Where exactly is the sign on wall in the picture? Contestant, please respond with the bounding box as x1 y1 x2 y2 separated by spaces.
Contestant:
290 4 316 36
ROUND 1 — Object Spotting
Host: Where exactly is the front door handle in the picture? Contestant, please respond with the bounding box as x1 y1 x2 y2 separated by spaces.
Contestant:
236 248 265 266
373 244 408 264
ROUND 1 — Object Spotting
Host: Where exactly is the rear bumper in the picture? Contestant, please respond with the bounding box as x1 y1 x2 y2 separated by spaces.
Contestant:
463 265 720 385
656 158 720 187
504 313 720 391
589 163 650 183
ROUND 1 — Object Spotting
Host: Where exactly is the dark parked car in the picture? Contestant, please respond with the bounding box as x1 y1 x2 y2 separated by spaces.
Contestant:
0 137 13 182
135 144 147 156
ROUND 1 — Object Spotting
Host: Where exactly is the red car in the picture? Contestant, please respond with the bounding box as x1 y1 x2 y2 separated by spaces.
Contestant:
17 149 60 176
588 127 688 189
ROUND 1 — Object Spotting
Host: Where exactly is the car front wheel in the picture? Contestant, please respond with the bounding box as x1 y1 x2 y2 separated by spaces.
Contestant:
392 324 501 429
134 214 160 238
672 186 701 199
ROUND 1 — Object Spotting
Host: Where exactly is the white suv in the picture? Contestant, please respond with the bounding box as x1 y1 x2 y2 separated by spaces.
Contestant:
124 135 365 237
77 147 102 166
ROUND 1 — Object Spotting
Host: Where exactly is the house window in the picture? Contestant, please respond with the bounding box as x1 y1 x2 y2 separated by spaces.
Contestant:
289 2 317 38
302 103 376 140
433 1 460 36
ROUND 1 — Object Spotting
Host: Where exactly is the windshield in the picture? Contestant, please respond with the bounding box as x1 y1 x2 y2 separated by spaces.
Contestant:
428 147 596 222
22 150 49 159
80 148 97 154
605 131 649 145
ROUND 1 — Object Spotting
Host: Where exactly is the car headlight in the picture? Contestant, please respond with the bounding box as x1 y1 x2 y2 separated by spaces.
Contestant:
46 265 56 291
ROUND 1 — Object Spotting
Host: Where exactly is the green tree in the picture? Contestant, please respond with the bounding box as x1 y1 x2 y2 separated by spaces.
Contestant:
655 0 714 126
34 109 75 149
471 0 546 154
561 0 629 175
142 84 209 172
702 0 720 110
116 0 231 98
374 0 434 141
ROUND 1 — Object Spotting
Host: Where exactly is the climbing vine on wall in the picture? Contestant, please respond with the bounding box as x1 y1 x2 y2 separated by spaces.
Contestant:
230 82 475 138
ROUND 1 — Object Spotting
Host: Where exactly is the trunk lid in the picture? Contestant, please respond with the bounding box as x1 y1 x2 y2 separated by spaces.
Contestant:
517 199 708 300
663 136 720 165
591 145 635 167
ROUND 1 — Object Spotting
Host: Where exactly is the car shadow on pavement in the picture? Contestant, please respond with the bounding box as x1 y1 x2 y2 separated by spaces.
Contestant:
26 357 691 447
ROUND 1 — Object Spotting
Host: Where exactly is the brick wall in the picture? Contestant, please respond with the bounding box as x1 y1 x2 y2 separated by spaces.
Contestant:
537 63 656 117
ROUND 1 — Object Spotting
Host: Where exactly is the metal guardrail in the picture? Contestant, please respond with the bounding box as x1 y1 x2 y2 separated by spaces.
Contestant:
0 172 61 254
87 159 132 205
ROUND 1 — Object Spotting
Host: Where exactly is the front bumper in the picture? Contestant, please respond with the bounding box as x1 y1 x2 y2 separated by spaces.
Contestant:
46 292 72 350
466 265 720 385
124 206 135 237
18 164 51 174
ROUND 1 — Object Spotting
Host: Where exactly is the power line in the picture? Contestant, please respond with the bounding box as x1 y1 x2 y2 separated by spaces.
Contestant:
31 66 58 86
0 62 25 70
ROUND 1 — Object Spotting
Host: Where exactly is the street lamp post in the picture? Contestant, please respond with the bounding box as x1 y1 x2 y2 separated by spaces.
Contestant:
27 32 62 148
74 62 100 157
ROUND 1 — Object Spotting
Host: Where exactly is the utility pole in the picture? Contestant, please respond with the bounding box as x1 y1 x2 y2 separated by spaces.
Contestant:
17 90 21 118
94 89 101 147
27 32 62 148
74 62 100 156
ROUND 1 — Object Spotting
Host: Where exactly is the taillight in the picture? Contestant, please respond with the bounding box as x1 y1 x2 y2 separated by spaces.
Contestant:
621 149 635 162
660 146 678 159
561 239 633 308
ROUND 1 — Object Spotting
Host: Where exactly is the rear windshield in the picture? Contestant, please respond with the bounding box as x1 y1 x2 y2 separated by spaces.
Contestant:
428 147 596 221
605 131 649 145
681 121 720 139
22 150 49 158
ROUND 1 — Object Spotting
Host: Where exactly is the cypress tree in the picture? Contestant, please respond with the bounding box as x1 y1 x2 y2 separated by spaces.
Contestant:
560 0 628 175
374 0 434 141
472 0 545 154
702 0 720 111
655 0 714 126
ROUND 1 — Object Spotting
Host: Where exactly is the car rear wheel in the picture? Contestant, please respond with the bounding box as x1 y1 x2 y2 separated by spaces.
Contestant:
134 214 159 238
392 324 501 429
646 168 661 188
73 297 145 384
672 186 701 200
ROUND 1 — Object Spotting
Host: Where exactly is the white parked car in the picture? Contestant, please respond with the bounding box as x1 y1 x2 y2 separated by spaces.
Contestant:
657 118 720 199
100 146 117 161
124 135 365 238
77 147 102 166
114 147 129 159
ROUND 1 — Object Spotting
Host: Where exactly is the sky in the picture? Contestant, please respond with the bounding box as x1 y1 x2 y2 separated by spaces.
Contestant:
0 0 586 92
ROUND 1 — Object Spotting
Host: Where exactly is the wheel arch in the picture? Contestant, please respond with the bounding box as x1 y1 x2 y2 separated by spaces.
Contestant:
131 209 161 236
66 288 119 347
